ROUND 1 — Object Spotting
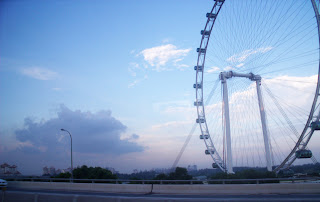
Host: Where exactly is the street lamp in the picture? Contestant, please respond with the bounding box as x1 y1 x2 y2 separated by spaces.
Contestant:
61 128 73 181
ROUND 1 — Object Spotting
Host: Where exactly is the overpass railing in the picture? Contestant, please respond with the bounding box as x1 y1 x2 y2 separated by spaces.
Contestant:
2 177 320 184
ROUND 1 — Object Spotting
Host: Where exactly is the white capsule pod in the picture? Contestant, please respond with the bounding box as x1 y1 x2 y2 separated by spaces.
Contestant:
193 83 202 89
205 149 214 155
200 134 209 139
196 48 206 53
194 101 203 106
194 66 203 71
196 118 205 123
212 163 218 169
206 13 217 18
201 30 210 35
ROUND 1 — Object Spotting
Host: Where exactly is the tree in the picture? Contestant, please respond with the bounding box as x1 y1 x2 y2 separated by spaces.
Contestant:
168 167 192 180
73 165 89 179
209 169 278 184
55 172 71 178
56 165 117 180
154 173 168 180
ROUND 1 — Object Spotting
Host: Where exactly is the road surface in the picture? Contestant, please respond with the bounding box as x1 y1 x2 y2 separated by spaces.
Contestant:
2 188 320 201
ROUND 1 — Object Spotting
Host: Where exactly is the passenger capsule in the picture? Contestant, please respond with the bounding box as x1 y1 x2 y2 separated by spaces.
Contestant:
201 30 210 35
194 66 203 71
194 101 203 106
295 149 312 159
197 48 206 53
196 118 205 123
212 163 218 169
206 13 217 18
310 121 320 130
205 149 214 155
200 134 209 139
193 83 202 89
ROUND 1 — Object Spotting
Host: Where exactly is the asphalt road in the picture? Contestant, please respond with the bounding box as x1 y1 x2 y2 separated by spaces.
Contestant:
3 188 320 202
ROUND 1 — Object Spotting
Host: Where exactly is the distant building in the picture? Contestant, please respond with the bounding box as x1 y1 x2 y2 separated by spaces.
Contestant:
43 166 49 176
152 168 171 174
9 165 17 173
56 169 61 175
62 167 71 174
187 165 197 172
133 169 139 174
66 167 71 173
49 166 56 176
1 163 21 176
1 163 9 174
105 167 118 174
43 166 71 176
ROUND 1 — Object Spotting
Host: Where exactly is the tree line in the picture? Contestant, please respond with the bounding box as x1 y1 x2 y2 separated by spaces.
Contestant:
55 163 320 181
55 165 117 179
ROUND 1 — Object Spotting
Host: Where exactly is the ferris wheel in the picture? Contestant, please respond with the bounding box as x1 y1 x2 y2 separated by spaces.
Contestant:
194 0 320 174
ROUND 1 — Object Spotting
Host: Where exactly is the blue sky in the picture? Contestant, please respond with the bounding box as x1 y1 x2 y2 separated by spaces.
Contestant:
0 0 211 174
0 0 205 123
1 0 320 175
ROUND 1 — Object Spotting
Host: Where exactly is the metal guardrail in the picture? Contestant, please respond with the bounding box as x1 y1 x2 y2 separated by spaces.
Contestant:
2 177 320 185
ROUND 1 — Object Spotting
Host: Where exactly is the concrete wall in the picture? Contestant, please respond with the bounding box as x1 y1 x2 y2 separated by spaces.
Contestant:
152 183 320 195
8 181 151 194
7 181 320 195
1 191 175 202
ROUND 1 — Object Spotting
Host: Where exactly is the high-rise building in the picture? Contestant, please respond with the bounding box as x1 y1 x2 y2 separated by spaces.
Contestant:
43 166 49 175
187 164 197 172
49 166 56 176
1 163 21 176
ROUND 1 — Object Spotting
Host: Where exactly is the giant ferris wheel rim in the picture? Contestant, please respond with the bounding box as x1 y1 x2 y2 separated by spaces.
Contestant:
195 0 227 172
195 0 320 173
274 0 320 172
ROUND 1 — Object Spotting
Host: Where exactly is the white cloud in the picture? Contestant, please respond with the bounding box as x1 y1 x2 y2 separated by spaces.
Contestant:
128 44 191 86
173 58 190 71
176 64 190 71
152 100 196 122
128 75 148 88
151 120 191 131
227 47 273 64
236 63 245 68
1 105 145 174
207 66 220 73
128 62 141 77
153 100 191 113
21 67 58 80
139 44 191 71
224 66 234 71
130 50 136 55
174 58 183 63
162 38 172 44
52 88 62 91
128 80 139 88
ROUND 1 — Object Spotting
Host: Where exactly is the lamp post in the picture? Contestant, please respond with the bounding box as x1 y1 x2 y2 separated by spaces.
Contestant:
61 128 73 181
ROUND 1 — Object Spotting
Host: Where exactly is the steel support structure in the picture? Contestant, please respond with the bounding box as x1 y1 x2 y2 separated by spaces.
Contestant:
220 73 233 173
219 71 272 172
256 79 272 171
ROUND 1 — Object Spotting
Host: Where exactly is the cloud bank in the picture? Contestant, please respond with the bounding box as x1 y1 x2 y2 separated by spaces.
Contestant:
227 47 273 64
139 44 191 72
14 104 144 155
0 105 144 174
21 67 58 80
